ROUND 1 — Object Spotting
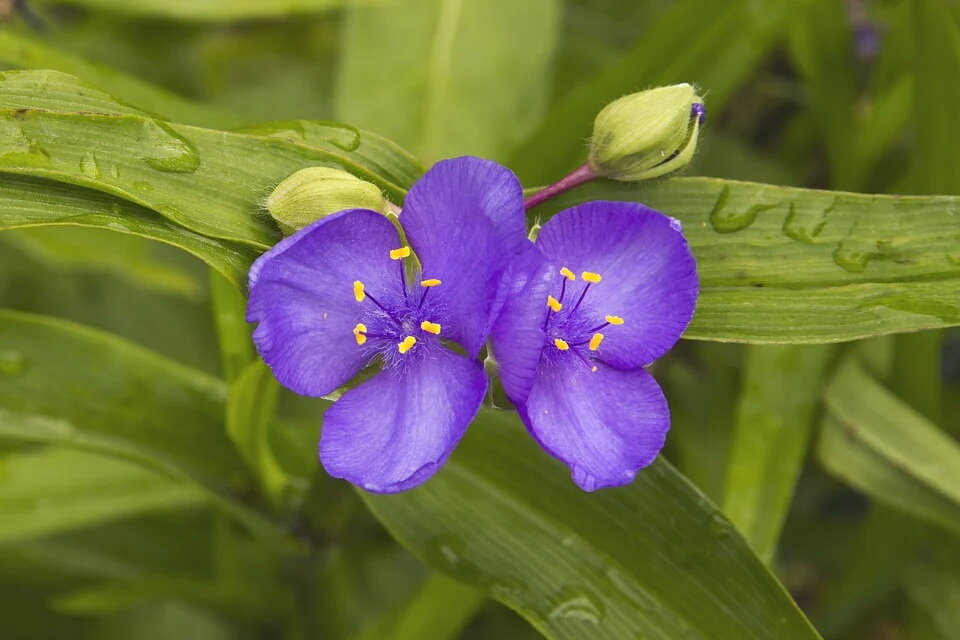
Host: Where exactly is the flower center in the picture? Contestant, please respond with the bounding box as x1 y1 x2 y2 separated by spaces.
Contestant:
543 267 625 372
350 245 444 360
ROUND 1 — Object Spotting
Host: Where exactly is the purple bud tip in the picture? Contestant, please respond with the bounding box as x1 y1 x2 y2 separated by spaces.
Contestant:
691 103 707 125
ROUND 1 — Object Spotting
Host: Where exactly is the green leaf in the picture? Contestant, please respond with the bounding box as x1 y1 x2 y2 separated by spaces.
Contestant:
0 173 257 287
0 70 423 248
531 177 960 342
912 0 960 194
353 573 486 640
209 270 255 382
510 0 789 184
817 359 960 537
722 344 834 563
904 552 960 639
336 0 560 163
33 0 348 20
362 410 820 640
4 226 202 298
0 310 286 545
226 361 288 504
0 448 205 544
0 33 242 128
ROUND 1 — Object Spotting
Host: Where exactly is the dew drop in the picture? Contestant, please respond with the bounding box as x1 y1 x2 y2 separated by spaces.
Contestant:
140 119 201 173
709 186 777 233
133 181 154 192
548 586 605 625
425 534 483 584
0 119 51 167
833 242 876 272
0 350 27 375
79 151 102 179
782 197 835 243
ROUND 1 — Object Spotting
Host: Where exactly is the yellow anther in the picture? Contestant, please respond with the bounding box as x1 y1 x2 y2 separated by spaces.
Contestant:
390 246 411 260
547 295 563 312
353 280 366 302
582 271 603 283
605 315 624 325
398 335 417 354
559 267 577 281
352 323 368 345
553 338 570 351
420 278 442 287
420 320 442 335
589 333 605 351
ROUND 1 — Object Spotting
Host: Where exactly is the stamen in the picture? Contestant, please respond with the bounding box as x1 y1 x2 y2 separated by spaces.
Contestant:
591 366 598 372
605 315 624 325
398 335 417 354
420 278 442 287
353 323 367 345
353 280 366 302
389 246 411 260
559 267 577 281
582 271 603 283
553 338 570 351
420 321 441 335
547 295 563 312
588 333 604 351
570 284 591 314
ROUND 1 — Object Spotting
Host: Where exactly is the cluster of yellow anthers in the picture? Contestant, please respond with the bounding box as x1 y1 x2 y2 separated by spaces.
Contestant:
547 268 625 364
351 246 443 353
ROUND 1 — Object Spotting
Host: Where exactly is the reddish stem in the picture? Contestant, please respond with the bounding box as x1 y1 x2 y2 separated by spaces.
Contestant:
523 163 598 210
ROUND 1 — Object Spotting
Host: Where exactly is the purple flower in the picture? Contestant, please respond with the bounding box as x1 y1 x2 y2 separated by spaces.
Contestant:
492 201 698 491
247 157 526 493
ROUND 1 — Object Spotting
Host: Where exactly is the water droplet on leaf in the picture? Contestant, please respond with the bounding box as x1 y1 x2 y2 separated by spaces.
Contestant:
0 350 27 375
140 119 201 173
548 586 605 624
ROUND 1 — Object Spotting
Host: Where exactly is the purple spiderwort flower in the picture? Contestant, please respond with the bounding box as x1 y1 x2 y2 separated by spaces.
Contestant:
247 157 526 493
492 201 698 491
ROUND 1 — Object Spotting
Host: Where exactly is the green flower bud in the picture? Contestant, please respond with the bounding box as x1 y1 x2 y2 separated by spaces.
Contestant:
265 167 388 233
588 84 704 182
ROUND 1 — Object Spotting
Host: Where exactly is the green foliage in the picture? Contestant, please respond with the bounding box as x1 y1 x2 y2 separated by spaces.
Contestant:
364 411 821 639
0 1 958 638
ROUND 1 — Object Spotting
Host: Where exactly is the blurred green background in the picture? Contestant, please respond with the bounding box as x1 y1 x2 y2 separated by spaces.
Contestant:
0 0 958 638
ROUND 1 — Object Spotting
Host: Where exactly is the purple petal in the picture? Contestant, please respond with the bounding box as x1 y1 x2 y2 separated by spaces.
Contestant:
490 242 555 404
247 209 401 397
319 346 487 493
536 201 698 369
400 156 526 356
519 361 669 491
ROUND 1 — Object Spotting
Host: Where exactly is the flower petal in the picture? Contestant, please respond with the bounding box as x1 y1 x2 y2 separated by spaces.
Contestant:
535 201 698 368
490 242 555 404
519 360 669 491
247 209 401 397
319 346 487 493
400 156 526 356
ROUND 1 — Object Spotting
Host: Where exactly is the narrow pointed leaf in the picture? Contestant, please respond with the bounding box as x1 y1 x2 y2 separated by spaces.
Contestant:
336 0 560 162
0 448 205 544
723 344 834 563
361 411 821 640
818 359 960 537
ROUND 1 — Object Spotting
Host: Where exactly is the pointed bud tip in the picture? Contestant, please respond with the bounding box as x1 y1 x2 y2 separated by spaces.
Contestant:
588 84 705 183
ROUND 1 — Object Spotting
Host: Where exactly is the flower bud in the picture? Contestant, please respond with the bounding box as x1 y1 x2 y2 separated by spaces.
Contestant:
265 167 388 233
588 84 704 182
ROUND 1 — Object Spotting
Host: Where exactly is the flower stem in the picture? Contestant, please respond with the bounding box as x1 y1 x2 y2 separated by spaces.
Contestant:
523 163 598 210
